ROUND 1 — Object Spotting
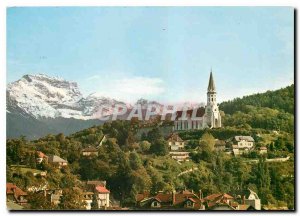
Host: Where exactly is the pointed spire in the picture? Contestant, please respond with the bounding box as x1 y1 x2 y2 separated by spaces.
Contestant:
207 69 216 92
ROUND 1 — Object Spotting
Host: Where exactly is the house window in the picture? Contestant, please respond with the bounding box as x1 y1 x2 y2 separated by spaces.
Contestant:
152 201 159 207
186 200 194 207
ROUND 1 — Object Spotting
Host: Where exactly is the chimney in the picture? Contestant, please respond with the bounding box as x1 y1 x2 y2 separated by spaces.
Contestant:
172 190 176 205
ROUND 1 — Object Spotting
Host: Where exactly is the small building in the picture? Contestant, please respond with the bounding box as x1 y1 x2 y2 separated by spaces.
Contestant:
232 136 255 156
136 189 205 210
83 192 94 210
169 151 189 162
94 186 110 208
229 188 261 210
214 139 226 151
167 133 185 151
6 183 28 206
36 151 48 164
48 155 68 168
203 193 235 210
82 146 98 156
234 136 254 149
259 146 268 154
83 180 110 209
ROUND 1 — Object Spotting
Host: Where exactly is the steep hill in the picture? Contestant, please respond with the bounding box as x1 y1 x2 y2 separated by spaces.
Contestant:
219 85 294 133
219 85 294 115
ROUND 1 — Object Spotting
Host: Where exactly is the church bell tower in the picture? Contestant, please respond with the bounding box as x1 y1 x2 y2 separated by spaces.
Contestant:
205 70 222 128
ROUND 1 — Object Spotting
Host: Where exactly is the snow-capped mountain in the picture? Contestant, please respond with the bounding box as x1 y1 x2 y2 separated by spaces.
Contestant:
7 74 126 120
78 93 128 119
6 74 205 139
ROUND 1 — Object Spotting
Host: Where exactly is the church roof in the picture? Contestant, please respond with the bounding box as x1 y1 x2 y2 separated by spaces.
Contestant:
207 71 216 92
175 107 205 120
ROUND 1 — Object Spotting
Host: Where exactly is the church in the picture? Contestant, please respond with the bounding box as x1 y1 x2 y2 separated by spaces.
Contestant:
173 71 222 130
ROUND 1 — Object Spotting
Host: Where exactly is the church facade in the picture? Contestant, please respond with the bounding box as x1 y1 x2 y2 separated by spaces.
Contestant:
173 71 222 131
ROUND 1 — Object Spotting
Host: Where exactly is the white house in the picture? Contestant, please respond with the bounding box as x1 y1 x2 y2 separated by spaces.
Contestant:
82 146 98 156
95 186 110 208
234 136 254 149
232 136 254 156
238 189 261 210
167 133 185 151
48 155 68 168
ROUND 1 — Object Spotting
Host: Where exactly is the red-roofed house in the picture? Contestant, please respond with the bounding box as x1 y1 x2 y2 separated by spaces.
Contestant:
136 190 205 210
83 181 110 209
36 151 48 164
6 183 28 206
94 186 110 208
202 193 236 210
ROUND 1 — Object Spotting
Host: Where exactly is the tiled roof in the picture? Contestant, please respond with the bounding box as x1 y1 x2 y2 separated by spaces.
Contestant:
95 186 110 193
234 136 254 142
6 183 27 203
175 107 205 120
215 139 226 146
48 155 67 163
238 204 250 210
167 133 184 142
6 183 27 196
136 191 204 210
36 151 47 158
203 193 233 202
82 146 98 152
154 193 172 203
136 191 150 202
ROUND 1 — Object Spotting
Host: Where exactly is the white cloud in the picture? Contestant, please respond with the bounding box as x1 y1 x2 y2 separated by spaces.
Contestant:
86 75 101 81
84 76 165 103
116 77 165 95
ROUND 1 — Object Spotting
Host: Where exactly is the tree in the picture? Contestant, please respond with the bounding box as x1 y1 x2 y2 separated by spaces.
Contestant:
29 153 37 169
59 188 85 210
146 127 162 142
256 157 271 203
140 141 151 153
27 191 54 210
199 133 215 152
91 194 99 210
129 152 142 170
150 138 169 156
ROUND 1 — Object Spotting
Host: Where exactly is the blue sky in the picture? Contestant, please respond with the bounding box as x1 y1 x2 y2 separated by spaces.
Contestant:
7 7 294 103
